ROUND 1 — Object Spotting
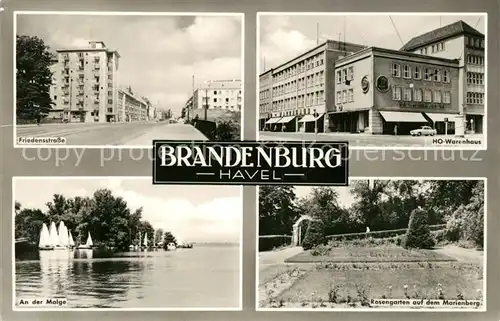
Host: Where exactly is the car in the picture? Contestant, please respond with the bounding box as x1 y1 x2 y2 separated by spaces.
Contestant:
410 126 437 136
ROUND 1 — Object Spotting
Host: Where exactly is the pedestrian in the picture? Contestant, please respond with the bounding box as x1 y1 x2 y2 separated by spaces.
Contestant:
36 114 41 126
393 124 398 136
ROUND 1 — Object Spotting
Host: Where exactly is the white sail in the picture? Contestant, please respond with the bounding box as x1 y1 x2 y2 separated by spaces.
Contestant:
49 222 59 246
143 233 148 247
39 223 51 247
86 232 93 246
58 222 69 246
68 231 75 246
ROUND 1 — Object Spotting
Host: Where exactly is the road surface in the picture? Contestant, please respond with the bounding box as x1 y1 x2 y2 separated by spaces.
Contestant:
259 131 485 148
14 122 208 146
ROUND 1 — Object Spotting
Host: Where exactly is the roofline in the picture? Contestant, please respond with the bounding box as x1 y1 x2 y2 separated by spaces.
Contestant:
56 48 121 58
335 46 460 66
402 29 485 51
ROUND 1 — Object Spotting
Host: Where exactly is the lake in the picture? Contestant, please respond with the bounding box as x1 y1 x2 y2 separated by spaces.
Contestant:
15 244 240 309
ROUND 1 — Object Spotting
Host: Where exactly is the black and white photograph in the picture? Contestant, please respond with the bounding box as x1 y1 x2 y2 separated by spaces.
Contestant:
13 177 242 310
257 13 486 149
14 12 243 148
257 178 486 311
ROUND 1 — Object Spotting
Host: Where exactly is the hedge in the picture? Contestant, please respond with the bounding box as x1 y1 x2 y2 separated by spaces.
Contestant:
259 235 292 252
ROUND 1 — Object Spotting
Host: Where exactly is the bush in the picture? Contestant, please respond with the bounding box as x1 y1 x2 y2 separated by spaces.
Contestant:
215 120 240 141
431 229 447 245
302 220 326 250
310 244 331 256
402 208 435 249
259 235 292 252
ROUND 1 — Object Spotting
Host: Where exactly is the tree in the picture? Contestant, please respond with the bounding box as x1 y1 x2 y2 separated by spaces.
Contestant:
259 185 298 236
301 220 326 250
154 228 164 246
163 231 177 249
350 180 390 229
15 208 48 243
140 220 155 247
16 35 55 121
402 208 435 249
15 201 22 215
425 180 479 220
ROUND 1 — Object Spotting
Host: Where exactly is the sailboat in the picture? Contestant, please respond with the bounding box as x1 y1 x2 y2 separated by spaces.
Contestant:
68 231 75 249
142 232 148 250
55 221 69 250
49 222 60 248
77 232 93 249
39 223 54 250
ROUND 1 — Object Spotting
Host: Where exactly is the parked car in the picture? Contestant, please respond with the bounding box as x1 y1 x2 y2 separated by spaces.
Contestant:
410 126 437 136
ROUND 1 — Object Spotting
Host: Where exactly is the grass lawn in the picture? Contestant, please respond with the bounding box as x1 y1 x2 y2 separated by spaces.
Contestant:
260 245 484 309
286 245 456 263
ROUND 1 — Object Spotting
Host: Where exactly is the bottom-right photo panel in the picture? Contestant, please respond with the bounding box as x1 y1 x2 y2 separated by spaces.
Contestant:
257 178 486 311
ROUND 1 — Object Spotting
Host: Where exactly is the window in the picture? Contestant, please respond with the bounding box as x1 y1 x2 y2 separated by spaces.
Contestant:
434 90 442 103
403 65 411 79
443 91 451 104
348 89 354 102
213 91 217 94
403 88 412 101
392 86 401 100
392 63 401 77
342 90 347 103
424 89 432 102
336 91 341 103
414 88 423 102
424 68 431 81
342 69 348 83
443 70 450 83
433 69 441 82
336 71 342 84
432 45 436 52
348 66 354 80
213 98 217 102
414 66 421 79
424 47 428 54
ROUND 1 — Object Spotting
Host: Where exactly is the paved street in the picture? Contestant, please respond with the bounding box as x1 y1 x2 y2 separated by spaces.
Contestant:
13 121 208 146
259 131 485 148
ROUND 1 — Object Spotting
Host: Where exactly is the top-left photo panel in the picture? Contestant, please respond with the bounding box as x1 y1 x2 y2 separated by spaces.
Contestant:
14 12 244 148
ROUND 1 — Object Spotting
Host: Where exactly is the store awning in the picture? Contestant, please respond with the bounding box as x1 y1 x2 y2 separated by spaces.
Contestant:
425 113 458 122
265 117 282 124
276 116 296 124
298 113 325 123
379 111 427 123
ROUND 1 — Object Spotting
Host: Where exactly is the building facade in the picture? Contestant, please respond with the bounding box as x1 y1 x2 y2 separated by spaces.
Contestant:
259 40 366 132
333 47 460 135
192 79 242 111
49 41 120 123
401 20 485 133
116 87 149 122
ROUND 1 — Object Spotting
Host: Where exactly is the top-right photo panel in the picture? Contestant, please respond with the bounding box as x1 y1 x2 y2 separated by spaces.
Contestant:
257 13 487 149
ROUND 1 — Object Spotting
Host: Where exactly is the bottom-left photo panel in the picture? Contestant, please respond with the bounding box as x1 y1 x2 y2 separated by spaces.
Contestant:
12 177 242 311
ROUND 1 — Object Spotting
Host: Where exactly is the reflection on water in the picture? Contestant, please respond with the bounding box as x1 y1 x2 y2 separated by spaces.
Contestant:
16 246 240 308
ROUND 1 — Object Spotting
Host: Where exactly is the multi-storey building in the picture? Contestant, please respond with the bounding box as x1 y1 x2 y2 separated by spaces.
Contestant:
192 79 242 111
49 41 120 123
333 47 460 135
259 40 366 132
116 86 149 122
401 20 485 133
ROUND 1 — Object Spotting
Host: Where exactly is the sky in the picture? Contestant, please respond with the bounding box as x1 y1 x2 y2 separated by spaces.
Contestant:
14 178 242 244
259 14 486 73
16 13 242 116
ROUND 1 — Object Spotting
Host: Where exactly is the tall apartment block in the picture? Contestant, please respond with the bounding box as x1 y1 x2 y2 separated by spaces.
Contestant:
401 20 485 133
49 41 120 123
192 79 242 111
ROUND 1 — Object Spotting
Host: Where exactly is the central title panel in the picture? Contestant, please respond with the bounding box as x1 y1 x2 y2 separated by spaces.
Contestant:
153 141 349 185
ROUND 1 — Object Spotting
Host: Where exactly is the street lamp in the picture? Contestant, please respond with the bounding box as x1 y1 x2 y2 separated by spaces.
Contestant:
313 109 319 140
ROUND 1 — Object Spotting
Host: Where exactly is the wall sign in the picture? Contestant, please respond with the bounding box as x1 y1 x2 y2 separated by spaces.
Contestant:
398 101 446 109
375 75 390 92
361 76 370 94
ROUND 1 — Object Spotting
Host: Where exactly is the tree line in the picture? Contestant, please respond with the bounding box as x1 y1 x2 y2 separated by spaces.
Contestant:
15 188 178 251
259 180 484 249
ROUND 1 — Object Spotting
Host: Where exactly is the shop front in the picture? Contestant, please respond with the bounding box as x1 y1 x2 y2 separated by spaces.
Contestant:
327 110 369 133
298 113 324 133
423 112 458 135
275 116 296 132
264 117 282 131
466 114 483 134
378 110 429 135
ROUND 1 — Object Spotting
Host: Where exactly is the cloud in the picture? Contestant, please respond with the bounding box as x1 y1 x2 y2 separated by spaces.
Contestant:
16 14 242 116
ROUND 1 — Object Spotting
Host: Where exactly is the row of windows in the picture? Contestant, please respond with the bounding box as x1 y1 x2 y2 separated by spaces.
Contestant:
280 108 316 117
272 91 325 110
392 86 451 104
211 90 241 95
466 72 485 85
336 67 354 84
260 89 271 99
465 36 485 49
272 53 325 82
272 71 325 96
210 105 241 110
467 54 485 65
212 97 241 103
419 41 446 55
466 92 484 105
336 89 355 104
392 63 451 82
